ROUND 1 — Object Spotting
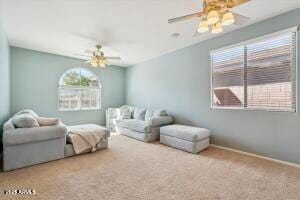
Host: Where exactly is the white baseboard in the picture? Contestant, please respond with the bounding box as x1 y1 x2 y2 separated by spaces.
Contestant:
210 144 300 168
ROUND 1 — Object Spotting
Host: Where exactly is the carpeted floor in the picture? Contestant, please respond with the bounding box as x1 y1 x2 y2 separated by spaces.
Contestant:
1 134 300 200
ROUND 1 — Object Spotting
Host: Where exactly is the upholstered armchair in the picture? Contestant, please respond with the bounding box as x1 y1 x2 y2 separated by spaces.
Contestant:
106 105 173 142
2 110 67 171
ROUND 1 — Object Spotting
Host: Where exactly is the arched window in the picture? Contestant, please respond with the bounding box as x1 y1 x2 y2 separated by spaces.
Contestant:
58 68 101 111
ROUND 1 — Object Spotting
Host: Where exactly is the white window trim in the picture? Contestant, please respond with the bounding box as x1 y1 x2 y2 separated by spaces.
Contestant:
58 68 102 112
210 26 298 112
210 26 298 54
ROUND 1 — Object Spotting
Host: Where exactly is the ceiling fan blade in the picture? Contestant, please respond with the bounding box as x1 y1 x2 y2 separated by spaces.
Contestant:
105 57 121 60
168 12 203 24
233 12 250 25
232 0 251 7
73 53 90 57
84 49 94 54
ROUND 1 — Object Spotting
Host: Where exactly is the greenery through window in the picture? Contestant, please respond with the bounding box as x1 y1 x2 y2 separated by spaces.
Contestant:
58 68 101 111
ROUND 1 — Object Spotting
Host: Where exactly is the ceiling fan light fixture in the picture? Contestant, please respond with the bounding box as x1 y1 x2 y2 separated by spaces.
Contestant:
211 22 223 34
99 59 106 68
207 10 219 25
83 44 119 67
222 11 235 26
91 57 99 67
198 19 209 33
89 56 106 68
99 63 106 68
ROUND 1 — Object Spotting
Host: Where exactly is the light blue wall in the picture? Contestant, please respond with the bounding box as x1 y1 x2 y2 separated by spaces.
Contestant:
126 9 300 164
10 47 126 126
0 20 10 152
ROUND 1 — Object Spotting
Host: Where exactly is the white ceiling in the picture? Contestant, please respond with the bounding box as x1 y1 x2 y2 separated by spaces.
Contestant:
1 0 299 67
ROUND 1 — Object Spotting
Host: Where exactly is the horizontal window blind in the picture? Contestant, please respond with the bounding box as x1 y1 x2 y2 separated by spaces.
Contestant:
211 28 297 112
212 46 245 108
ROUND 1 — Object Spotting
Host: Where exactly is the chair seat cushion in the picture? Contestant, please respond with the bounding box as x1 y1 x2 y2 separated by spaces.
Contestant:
115 119 151 133
66 124 110 144
160 124 210 142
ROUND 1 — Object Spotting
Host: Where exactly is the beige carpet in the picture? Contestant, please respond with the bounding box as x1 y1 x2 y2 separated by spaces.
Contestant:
1 134 300 200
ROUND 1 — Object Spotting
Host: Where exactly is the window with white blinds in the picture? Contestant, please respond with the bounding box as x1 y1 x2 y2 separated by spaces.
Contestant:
211 27 297 112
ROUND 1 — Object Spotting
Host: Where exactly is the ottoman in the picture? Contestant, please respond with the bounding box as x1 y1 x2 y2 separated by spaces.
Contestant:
65 124 110 157
160 124 210 153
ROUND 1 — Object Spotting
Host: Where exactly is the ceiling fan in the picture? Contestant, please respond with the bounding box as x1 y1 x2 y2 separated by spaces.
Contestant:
168 0 250 35
76 45 121 68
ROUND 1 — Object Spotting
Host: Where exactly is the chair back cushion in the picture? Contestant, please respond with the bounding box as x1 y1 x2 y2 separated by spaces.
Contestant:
119 109 131 119
12 114 40 128
133 107 146 120
36 117 59 126
153 109 168 117
120 105 135 117
13 109 38 118
145 109 155 121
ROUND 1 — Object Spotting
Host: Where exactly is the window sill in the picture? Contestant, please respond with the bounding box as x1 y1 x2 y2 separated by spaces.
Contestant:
58 108 101 112
210 106 296 113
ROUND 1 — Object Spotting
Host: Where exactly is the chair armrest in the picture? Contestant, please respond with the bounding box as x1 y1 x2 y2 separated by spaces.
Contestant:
106 108 120 119
149 116 173 127
3 125 67 146
3 119 15 132
106 108 120 129
57 120 66 126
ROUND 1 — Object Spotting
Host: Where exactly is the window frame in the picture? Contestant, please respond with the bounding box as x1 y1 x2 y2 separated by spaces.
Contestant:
58 67 102 112
210 26 298 112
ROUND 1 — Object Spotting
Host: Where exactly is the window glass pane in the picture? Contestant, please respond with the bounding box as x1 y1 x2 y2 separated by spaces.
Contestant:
58 68 101 111
59 68 81 86
91 89 100 108
80 89 90 109
79 69 99 87
58 87 81 111
211 30 296 112
212 46 244 108
246 34 295 110
80 88 100 109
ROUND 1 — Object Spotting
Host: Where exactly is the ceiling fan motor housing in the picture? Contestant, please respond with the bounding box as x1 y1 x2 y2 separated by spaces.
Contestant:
96 45 102 50
204 0 235 14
